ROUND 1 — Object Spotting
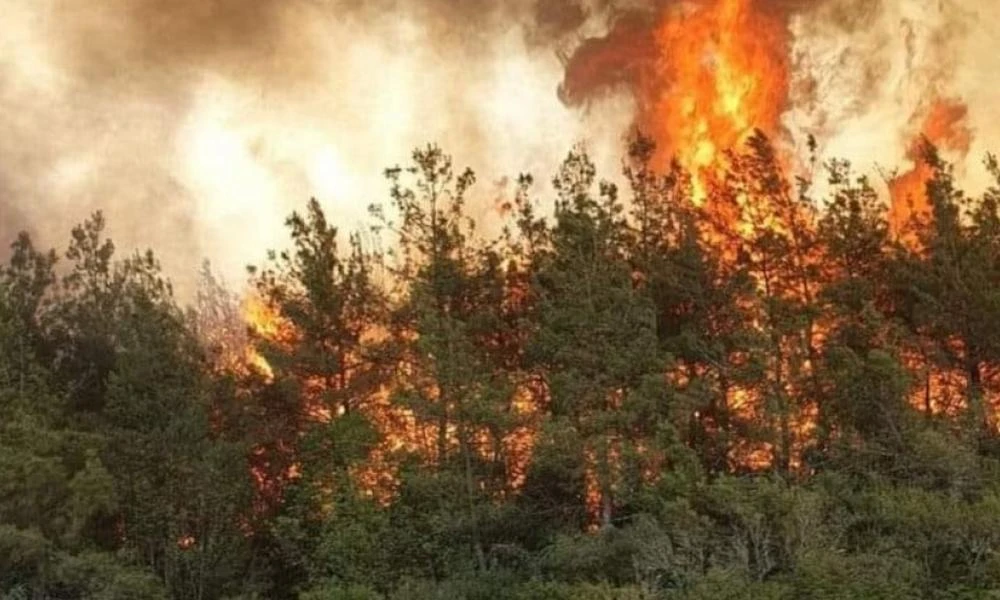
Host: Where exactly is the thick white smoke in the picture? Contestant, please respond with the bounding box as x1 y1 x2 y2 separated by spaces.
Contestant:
786 0 995 193
0 0 632 296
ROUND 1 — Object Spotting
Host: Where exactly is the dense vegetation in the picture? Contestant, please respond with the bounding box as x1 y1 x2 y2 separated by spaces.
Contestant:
4 133 1000 599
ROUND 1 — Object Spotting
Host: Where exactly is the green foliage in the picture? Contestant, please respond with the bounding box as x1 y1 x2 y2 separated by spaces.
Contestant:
4 135 1000 600
51 551 169 600
300 582 384 600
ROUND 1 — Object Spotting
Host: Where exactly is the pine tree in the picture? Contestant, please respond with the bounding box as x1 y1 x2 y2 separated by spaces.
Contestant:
813 159 911 459
710 132 822 476
623 134 756 477
245 199 386 596
525 145 660 528
889 145 1000 439
249 198 384 498
371 146 525 571
0 230 170 598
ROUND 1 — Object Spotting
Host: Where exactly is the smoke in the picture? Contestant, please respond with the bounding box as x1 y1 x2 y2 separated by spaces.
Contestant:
0 0 632 296
2 0 999 298
784 0 975 171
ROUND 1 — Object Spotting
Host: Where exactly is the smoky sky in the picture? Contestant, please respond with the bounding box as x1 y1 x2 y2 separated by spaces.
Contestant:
2 0 997 299
0 0 616 296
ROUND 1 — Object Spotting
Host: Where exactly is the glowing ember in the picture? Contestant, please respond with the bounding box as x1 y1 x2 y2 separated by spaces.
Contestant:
177 535 196 550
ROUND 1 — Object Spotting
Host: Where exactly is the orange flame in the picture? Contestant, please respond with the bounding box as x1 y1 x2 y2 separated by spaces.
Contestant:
889 99 972 244
242 295 297 381
559 0 791 204
647 0 790 202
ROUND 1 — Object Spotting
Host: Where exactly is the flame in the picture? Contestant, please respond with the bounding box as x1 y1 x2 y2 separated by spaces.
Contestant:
558 0 791 204
242 294 296 381
889 99 972 244
646 0 790 202
231 294 541 506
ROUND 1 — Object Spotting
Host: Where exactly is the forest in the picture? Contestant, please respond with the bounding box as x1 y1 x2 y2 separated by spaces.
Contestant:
4 132 1000 599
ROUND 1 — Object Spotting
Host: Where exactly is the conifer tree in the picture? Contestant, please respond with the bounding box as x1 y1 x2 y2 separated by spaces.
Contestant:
525 146 660 527
370 146 526 571
712 132 822 475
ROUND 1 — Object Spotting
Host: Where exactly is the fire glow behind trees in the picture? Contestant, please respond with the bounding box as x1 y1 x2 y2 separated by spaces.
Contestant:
5 1 1000 599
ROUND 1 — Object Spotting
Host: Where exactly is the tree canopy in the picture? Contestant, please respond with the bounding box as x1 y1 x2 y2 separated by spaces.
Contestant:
4 135 1000 599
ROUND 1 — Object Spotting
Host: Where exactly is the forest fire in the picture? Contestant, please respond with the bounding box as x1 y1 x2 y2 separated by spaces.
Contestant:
231 0 984 503
11 1 1000 596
